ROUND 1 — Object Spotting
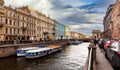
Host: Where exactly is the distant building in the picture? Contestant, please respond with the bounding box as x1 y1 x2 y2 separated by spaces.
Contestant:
92 30 103 39
79 34 91 39
70 32 79 39
65 26 71 39
55 22 66 40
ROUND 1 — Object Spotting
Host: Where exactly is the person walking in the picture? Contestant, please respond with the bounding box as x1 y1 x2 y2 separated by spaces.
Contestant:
94 38 98 46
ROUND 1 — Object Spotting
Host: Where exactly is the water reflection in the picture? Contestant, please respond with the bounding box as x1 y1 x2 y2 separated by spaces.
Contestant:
0 43 89 70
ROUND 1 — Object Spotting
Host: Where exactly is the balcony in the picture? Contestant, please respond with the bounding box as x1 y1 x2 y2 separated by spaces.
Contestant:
0 22 4 27
22 26 27 30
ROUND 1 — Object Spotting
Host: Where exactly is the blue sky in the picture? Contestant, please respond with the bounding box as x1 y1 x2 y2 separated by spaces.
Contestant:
5 0 115 35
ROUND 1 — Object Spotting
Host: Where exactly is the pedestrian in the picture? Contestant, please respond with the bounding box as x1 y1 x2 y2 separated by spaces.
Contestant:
94 38 98 46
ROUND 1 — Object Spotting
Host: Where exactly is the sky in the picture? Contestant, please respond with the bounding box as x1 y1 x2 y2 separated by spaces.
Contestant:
4 0 115 35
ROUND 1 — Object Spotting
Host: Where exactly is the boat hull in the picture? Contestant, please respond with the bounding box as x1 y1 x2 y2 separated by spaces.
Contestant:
17 54 25 57
26 54 47 59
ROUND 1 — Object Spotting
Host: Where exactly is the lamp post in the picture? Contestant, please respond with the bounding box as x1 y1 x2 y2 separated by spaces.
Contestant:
43 32 48 41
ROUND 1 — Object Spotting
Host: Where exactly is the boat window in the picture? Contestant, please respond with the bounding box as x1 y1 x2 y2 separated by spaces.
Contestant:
33 53 35 55
36 52 38 55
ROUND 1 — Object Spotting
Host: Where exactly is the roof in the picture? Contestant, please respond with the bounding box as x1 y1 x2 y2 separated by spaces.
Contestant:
17 47 39 51
26 47 51 53
48 45 61 49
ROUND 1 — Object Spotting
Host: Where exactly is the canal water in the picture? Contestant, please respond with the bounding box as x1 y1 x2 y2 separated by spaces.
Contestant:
0 43 89 70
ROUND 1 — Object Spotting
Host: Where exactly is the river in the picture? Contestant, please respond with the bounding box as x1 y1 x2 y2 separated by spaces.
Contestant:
0 42 89 70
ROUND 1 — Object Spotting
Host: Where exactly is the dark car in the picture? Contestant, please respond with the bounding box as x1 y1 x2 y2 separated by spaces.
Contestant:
98 38 109 49
106 41 120 68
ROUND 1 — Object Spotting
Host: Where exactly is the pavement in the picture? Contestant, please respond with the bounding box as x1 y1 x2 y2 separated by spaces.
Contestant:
96 47 114 70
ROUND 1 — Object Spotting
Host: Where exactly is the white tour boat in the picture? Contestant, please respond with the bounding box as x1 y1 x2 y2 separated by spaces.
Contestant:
17 47 41 56
25 47 51 59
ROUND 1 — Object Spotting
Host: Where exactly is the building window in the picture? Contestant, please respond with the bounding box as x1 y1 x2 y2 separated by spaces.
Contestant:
18 29 20 34
18 21 19 26
6 19 8 24
6 28 8 33
10 28 12 34
10 19 12 25
14 28 15 34
22 22 24 27
14 21 15 26
14 14 15 17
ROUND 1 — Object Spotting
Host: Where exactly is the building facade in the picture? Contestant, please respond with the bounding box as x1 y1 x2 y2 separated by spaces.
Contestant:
65 26 71 39
36 12 55 41
55 22 66 40
103 4 113 39
0 0 56 42
104 0 120 39
110 0 120 38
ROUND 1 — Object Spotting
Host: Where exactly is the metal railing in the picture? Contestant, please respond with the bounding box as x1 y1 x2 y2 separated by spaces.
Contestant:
88 48 93 70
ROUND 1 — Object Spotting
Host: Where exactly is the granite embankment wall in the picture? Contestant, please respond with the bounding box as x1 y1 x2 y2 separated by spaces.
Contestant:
0 40 69 58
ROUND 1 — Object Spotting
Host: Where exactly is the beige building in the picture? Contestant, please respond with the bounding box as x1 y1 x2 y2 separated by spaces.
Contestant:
0 6 37 41
70 32 79 39
36 12 55 41
79 34 86 39
65 26 71 39
0 0 55 42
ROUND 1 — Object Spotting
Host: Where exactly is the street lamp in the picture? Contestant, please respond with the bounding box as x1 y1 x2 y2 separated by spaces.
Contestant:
43 32 48 41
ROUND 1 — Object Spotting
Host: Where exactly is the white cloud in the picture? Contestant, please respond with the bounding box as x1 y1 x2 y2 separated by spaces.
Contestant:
5 0 31 7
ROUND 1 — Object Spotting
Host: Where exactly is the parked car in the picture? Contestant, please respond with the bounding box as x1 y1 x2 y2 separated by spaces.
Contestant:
105 41 120 68
98 38 109 49
104 41 111 50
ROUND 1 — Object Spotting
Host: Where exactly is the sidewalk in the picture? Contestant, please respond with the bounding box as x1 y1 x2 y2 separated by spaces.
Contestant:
96 47 113 70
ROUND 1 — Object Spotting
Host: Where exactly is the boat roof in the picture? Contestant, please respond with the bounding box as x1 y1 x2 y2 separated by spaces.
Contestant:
26 47 51 53
48 45 61 49
17 47 39 51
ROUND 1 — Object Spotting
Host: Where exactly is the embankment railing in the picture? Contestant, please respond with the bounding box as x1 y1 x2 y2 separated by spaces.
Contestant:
84 43 96 70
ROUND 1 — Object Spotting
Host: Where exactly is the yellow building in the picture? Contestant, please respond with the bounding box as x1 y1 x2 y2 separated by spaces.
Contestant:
0 0 4 41
65 26 71 39
70 32 79 39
